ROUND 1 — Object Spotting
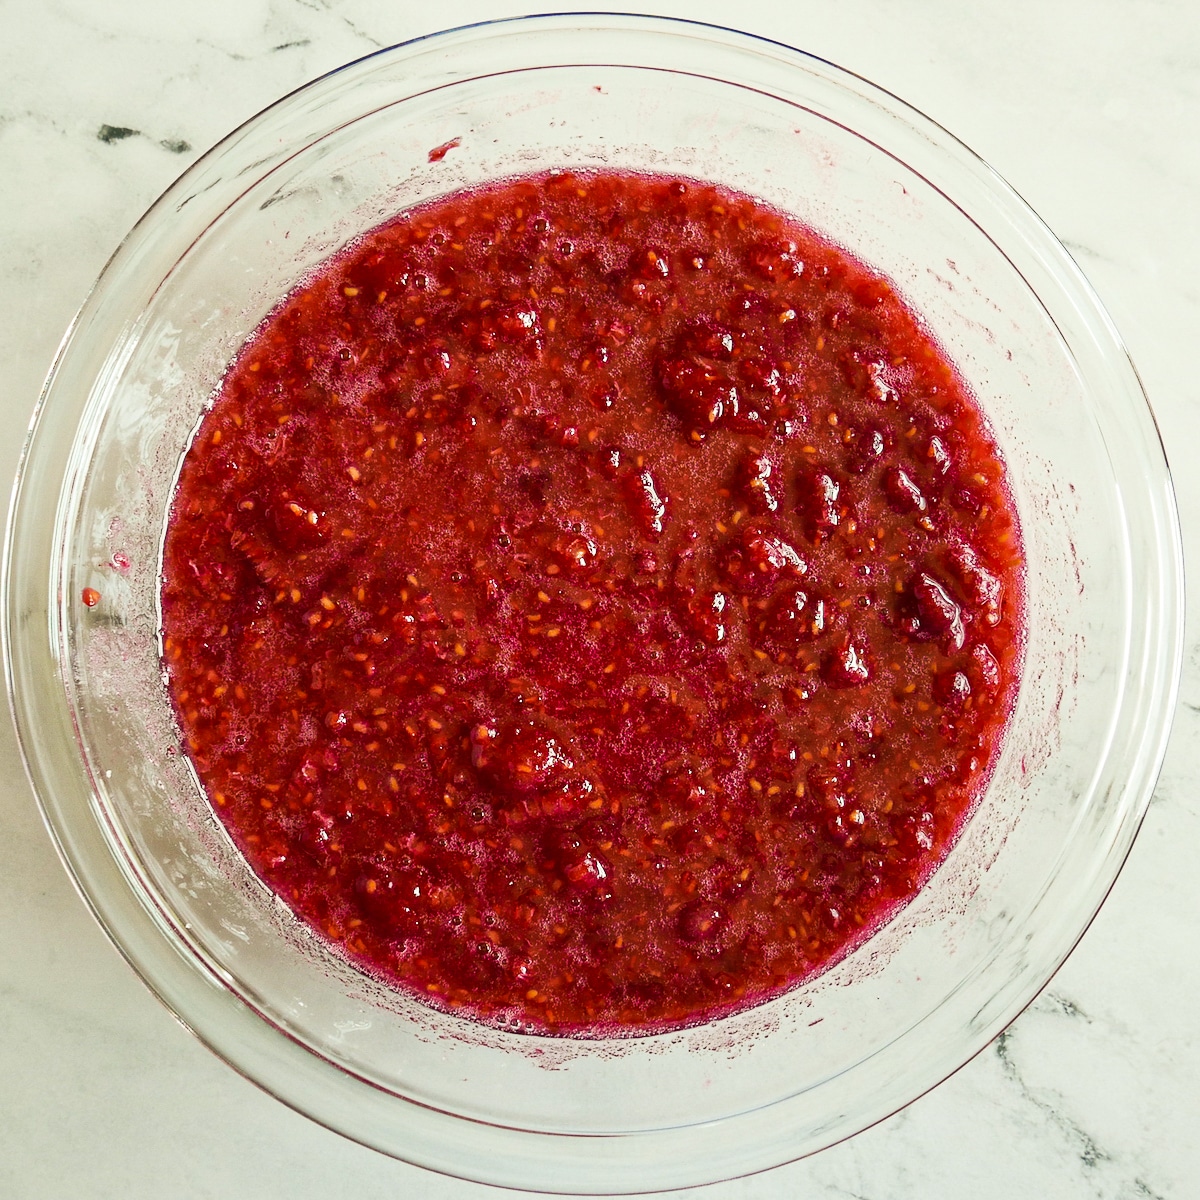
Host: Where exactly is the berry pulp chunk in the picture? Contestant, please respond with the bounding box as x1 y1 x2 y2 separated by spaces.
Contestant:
161 171 1024 1033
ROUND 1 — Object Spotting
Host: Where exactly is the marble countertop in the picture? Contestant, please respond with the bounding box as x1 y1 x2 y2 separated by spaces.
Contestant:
3 2 1198 1196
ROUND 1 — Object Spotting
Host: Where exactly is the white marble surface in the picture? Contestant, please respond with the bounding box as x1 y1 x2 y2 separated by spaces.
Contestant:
2 1 1198 1196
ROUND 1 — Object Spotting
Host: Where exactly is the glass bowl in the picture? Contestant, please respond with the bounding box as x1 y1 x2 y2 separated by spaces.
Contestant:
2 13 1183 1194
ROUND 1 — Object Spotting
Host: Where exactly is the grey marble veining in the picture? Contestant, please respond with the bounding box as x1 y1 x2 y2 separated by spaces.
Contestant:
3 2 1198 1197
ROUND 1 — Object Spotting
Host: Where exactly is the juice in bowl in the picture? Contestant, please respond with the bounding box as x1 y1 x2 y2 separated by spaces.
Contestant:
4 16 1181 1193
160 169 1024 1035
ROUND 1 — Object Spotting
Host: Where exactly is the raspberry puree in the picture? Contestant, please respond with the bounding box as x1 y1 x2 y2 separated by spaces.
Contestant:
161 171 1023 1033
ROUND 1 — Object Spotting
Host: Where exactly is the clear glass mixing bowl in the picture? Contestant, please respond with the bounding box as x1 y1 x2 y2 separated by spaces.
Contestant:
2 13 1183 1194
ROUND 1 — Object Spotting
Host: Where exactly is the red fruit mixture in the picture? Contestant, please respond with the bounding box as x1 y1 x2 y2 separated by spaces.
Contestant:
161 171 1023 1033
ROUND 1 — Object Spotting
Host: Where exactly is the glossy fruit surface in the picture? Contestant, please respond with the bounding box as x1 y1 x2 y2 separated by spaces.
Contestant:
161 170 1023 1032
